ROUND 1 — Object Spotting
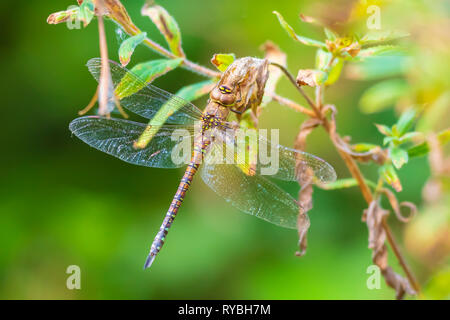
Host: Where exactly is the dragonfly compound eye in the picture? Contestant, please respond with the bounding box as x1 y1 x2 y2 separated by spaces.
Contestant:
219 85 233 94
210 85 237 106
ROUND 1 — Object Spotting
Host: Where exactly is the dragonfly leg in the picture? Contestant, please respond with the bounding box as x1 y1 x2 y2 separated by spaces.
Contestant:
78 85 128 119
113 95 129 119
78 86 99 116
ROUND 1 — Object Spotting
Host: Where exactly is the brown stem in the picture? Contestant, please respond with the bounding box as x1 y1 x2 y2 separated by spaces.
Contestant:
270 93 316 117
275 64 421 296
97 12 111 116
322 107 422 296
382 218 421 294
269 62 320 115
113 15 220 78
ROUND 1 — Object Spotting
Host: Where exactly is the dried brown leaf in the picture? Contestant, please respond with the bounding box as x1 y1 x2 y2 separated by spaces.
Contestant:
296 69 326 87
260 41 286 108
293 118 321 256
363 201 416 299
380 188 417 223
326 104 387 164
47 7 79 25
100 0 139 34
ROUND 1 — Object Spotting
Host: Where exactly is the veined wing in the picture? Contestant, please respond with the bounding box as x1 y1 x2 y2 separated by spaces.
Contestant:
215 128 337 184
200 141 300 229
86 58 203 124
69 116 195 168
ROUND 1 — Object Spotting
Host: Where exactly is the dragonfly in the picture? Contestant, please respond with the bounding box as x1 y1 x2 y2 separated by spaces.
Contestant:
69 57 337 269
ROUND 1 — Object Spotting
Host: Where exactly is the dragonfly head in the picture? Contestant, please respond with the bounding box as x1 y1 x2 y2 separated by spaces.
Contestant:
210 57 269 111
210 84 239 107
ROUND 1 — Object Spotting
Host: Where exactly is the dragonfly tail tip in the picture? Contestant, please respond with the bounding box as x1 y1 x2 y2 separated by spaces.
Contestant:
143 254 156 270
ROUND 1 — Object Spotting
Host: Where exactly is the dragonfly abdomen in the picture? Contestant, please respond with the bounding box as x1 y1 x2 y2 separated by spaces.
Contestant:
144 139 210 269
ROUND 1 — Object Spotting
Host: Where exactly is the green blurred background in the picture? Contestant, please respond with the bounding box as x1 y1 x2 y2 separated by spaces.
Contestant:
0 0 447 299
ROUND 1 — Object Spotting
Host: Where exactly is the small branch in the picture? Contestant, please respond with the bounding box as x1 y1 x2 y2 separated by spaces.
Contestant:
113 15 220 78
269 62 320 115
97 6 111 116
323 106 422 297
270 93 316 117
274 63 421 297
382 218 421 294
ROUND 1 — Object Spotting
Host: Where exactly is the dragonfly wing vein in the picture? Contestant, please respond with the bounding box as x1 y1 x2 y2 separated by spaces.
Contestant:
199 151 299 229
69 116 194 168
86 58 203 124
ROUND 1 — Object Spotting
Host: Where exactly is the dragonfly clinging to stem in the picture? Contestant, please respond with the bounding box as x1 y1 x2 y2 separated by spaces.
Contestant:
69 57 337 269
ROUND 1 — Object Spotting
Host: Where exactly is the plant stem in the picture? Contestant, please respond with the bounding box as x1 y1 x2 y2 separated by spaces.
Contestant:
112 17 220 78
320 101 422 297
100 3 422 295
270 93 316 117
276 64 422 296
97 11 111 116
270 62 320 115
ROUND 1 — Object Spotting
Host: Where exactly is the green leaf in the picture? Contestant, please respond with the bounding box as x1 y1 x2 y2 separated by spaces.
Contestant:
398 131 422 143
396 108 416 136
319 178 377 190
359 79 409 113
379 164 402 192
211 53 236 72
175 80 216 101
78 0 95 27
360 30 409 45
141 2 185 57
273 11 326 48
358 45 405 58
324 58 343 85
383 136 394 146
375 124 393 136
115 58 183 99
352 143 379 152
315 49 332 71
347 55 411 80
407 142 430 158
324 28 337 41
407 128 450 158
390 146 409 169
118 32 147 67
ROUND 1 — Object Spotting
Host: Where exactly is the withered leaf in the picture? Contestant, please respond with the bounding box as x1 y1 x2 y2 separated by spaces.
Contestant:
297 69 327 87
294 118 322 256
363 201 416 299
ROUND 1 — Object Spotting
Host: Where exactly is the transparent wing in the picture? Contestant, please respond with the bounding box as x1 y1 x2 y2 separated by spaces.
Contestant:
69 116 194 168
86 58 203 124
200 141 299 229
214 128 337 184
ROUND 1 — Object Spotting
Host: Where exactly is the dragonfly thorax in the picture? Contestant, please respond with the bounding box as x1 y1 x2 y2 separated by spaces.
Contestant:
201 113 223 131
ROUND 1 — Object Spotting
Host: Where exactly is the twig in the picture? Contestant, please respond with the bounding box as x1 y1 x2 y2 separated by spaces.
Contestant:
322 101 422 297
275 64 422 297
97 5 111 116
270 93 316 117
269 62 320 115
112 14 220 78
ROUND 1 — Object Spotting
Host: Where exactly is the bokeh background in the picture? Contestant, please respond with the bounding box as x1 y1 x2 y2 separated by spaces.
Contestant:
0 0 448 299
